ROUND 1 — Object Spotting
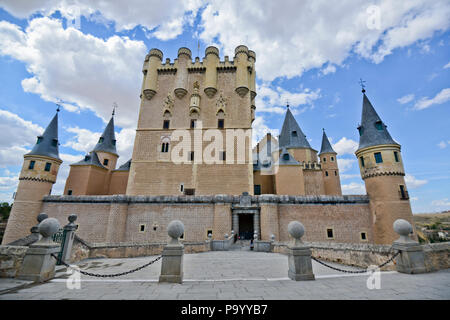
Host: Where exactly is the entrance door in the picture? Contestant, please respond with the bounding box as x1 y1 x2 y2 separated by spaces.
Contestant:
238 214 254 240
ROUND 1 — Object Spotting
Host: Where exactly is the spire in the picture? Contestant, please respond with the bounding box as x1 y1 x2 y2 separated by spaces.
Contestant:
72 151 105 168
279 108 311 149
93 115 118 156
319 129 336 155
26 111 60 160
357 93 398 151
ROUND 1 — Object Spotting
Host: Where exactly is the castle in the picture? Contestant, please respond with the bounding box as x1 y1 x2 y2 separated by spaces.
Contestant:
2 46 416 246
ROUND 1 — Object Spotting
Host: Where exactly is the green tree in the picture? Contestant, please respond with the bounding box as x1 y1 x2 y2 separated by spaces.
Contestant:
0 202 12 221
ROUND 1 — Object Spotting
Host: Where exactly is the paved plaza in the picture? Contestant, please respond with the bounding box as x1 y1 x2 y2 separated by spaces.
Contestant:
0 251 449 300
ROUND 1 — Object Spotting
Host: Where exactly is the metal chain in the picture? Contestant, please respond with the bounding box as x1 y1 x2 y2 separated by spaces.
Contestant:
311 251 400 274
51 254 161 278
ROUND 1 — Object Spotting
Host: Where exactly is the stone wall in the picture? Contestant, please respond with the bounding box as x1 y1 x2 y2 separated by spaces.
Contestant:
0 245 28 278
273 241 396 270
422 242 449 272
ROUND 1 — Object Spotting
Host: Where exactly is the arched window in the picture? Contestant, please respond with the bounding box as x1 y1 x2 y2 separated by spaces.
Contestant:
161 142 169 153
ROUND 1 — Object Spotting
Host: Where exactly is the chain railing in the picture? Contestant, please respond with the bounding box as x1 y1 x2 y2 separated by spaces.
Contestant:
311 250 400 274
51 254 161 278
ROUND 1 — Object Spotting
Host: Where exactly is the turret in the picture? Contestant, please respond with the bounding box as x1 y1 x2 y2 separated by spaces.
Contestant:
204 46 219 98
234 45 250 97
143 48 163 100
248 50 256 122
355 89 416 244
2 110 62 244
319 130 342 195
174 47 191 99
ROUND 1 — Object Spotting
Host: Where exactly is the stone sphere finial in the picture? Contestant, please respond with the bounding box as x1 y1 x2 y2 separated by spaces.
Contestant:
393 219 412 236
167 220 184 244
224 233 229 239
253 233 258 240
207 232 212 240
68 214 77 223
37 213 48 223
270 234 275 241
38 218 60 239
288 221 305 241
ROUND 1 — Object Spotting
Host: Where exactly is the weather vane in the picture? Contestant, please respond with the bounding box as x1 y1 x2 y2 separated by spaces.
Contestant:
112 102 118 116
359 78 366 93
286 99 290 108
56 99 62 112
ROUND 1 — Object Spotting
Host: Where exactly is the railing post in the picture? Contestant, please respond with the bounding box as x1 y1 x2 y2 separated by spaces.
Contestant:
17 218 61 282
159 220 184 284
392 219 427 274
60 214 78 264
287 221 315 281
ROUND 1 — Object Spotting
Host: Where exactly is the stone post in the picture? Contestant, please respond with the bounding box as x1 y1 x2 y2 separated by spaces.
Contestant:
232 213 239 237
61 214 78 264
30 213 48 235
17 218 61 282
392 219 427 274
159 220 184 284
253 212 260 239
287 221 315 281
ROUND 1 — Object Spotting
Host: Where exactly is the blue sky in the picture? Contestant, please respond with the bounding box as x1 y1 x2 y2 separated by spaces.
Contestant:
0 1 449 213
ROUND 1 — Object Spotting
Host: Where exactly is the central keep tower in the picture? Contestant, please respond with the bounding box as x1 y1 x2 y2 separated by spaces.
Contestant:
126 46 256 195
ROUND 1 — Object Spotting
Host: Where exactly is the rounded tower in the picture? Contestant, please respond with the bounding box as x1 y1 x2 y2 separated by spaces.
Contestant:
355 90 416 244
2 110 62 244
319 129 342 195
143 48 163 100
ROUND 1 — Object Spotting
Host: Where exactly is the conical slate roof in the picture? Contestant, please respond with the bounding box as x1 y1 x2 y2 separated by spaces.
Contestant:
115 159 132 171
319 130 336 155
93 116 118 155
26 112 60 160
357 94 398 151
71 151 105 169
279 108 311 149
276 148 300 166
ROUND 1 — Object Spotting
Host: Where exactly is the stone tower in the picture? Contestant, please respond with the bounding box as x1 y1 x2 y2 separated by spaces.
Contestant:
2 111 62 244
64 114 119 195
126 46 255 196
319 130 342 195
355 90 415 244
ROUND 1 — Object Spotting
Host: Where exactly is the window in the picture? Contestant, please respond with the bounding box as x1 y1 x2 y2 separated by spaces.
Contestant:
325 171 329 176
36 137 43 144
98 137 104 143
220 151 226 161
360 232 367 241
28 160 35 170
323 157 326 162
283 153 290 161
112 140 116 146
52 139 58 147
103 159 109 166
394 151 399 162
374 152 383 163
326 228 334 239
139 224 146 232
254 185 261 195
180 184 184 192
190 119 197 128
292 131 297 137
44 162 51 172
399 185 409 200
375 120 383 131
180 233 184 240
188 151 194 161
184 188 195 195
163 120 170 129
357 126 363 136
161 143 169 153
218 119 224 129
68 190 73 196
207 230 213 238
360 156 365 167
331 156 334 162
334 171 337 176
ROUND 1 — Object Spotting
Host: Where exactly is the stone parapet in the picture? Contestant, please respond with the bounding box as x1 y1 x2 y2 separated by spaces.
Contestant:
0 246 28 278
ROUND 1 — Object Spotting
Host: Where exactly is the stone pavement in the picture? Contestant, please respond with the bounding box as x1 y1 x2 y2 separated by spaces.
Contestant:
0 251 449 300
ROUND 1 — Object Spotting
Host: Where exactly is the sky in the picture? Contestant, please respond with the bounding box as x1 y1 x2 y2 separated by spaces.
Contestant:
0 0 449 213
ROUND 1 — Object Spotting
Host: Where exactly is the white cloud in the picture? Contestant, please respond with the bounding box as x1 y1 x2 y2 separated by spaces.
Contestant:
0 17 147 128
438 141 447 149
405 174 428 189
397 94 415 104
0 0 205 40
340 174 360 180
332 137 358 155
431 198 450 209
414 88 450 110
198 0 450 81
341 182 366 195
255 83 321 114
444 62 450 69
337 158 356 173
252 116 279 147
